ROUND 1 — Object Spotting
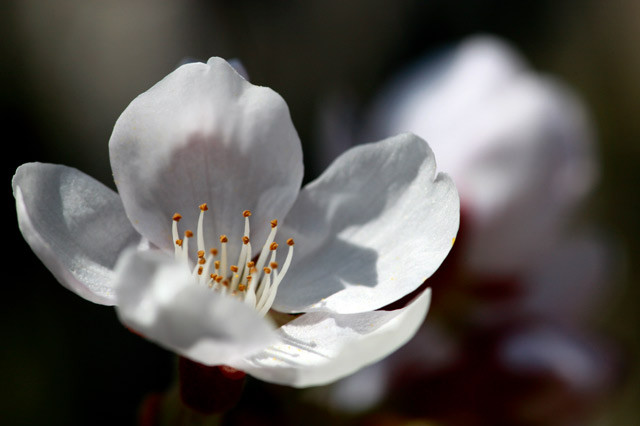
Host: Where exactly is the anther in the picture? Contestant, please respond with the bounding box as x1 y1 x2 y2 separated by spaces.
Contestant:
172 213 182 222
197 266 203 275
197 250 205 258
270 262 278 269
230 265 239 273
175 239 183 247
263 267 271 274
214 260 220 269
210 248 218 256
198 258 206 265
238 284 246 291
242 236 250 245
270 219 278 228
287 238 295 246
243 210 252 218
220 235 228 243
185 230 194 238
199 203 208 211
270 242 278 250
216 276 223 283
247 261 255 268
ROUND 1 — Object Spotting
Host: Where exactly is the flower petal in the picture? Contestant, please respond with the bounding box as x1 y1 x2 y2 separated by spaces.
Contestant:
114 249 277 366
12 163 140 305
109 57 303 261
233 288 431 387
274 133 458 314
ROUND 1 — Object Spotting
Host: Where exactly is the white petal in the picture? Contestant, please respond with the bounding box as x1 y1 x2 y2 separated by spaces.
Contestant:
109 57 303 261
233 288 431 387
12 163 140 305
364 36 597 274
274 133 458 313
114 249 277 366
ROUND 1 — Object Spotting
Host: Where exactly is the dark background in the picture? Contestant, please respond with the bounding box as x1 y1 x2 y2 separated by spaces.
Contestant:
2 1 638 424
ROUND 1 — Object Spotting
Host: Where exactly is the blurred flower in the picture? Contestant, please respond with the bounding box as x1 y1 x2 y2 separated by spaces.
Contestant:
13 57 459 388
317 35 619 423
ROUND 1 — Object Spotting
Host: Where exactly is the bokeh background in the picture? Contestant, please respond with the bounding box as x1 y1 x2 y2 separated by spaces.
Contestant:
2 1 639 425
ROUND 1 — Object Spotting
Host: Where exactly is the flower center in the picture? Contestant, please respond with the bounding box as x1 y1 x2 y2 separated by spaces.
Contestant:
171 203 294 317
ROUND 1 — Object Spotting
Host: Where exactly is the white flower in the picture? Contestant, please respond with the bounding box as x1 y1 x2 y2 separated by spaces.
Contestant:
13 57 459 387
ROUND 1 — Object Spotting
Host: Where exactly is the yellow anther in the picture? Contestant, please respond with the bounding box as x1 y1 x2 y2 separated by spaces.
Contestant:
197 250 205 258
172 213 182 222
210 248 218 256
220 235 228 243
270 219 278 228
263 267 272 274
185 230 194 238
242 236 250 245
270 242 278 251
287 238 295 246
230 265 239 273
243 210 252 217
175 239 183 247
197 266 203 275
214 260 220 269
198 258 206 265
247 261 256 268
270 261 278 269
199 203 208 211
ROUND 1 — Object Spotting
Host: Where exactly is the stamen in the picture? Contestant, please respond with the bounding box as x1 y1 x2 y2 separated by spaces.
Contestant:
168 205 294 318
197 204 208 253
173 213 182 256
220 235 228 275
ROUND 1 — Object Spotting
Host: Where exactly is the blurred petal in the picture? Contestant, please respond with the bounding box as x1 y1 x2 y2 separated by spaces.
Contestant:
499 324 619 397
363 36 597 274
13 163 140 305
274 133 458 314
110 57 303 260
114 249 277 366
235 288 431 387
